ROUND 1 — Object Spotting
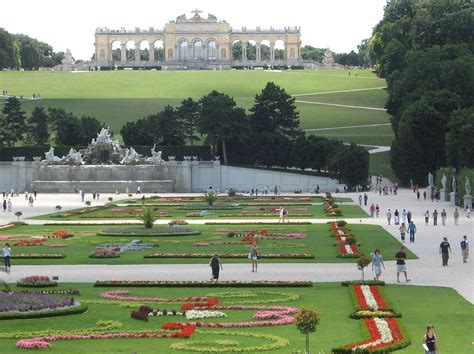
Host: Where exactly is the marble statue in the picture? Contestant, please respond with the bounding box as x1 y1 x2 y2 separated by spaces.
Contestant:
176 14 186 21
145 144 163 165
322 48 335 66
452 175 457 193
441 173 447 190
62 148 84 164
120 147 142 164
43 147 62 162
465 177 471 196
428 172 434 188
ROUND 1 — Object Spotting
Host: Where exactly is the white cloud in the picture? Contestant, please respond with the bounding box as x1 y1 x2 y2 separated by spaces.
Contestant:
1 0 386 60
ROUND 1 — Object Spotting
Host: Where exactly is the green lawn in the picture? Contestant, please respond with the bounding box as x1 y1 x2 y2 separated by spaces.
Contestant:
0 223 415 265
0 282 471 353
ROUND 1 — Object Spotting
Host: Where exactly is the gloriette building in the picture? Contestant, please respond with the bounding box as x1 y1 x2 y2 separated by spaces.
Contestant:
94 9 301 69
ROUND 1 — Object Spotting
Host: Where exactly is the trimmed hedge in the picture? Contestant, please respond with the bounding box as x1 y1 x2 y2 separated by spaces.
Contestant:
0 302 88 320
98 226 200 237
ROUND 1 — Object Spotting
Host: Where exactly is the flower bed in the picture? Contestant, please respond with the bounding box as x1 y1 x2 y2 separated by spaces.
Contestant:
20 289 80 295
98 226 200 237
13 239 47 246
93 280 312 288
218 213 313 217
48 231 73 239
17 276 57 288
144 253 314 259
205 222 312 225
179 205 241 210
89 249 121 258
352 285 388 311
1 254 65 259
338 243 359 258
168 219 188 226
100 289 209 303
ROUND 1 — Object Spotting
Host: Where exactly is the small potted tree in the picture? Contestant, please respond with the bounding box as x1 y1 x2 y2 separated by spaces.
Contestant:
137 207 158 229
85 200 91 207
357 254 371 280
295 306 320 354
14 211 23 221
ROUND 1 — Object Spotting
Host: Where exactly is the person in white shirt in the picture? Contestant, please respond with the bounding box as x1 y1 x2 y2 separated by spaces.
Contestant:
2 243 11 272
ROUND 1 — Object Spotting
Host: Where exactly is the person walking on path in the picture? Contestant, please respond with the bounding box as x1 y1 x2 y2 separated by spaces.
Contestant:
375 204 380 218
209 253 223 282
394 209 399 225
363 193 368 206
33 189 37 200
454 208 459 225
371 249 385 280
407 210 412 223
395 246 410 283
460 235 469 263
358 195 362 206
417 190 420 201
279 207 289 223
369 203 375 217
250 243 259 272
439 237 452 266
28 195 34 207
399 223 407 243
423 325 438 354
386 209 392 225
408 221 417 243
432 210 438 226
424 210 429 226
423 190 427 200
7 199 12 212
466 205 471 218
401 209 407 224
440 209 447 226
2 243 11 273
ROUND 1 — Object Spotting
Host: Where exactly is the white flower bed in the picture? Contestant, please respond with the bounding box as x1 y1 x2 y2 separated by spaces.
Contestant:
185 310 227 320
354 318 393 350
360 285 378 310
344 245 354 254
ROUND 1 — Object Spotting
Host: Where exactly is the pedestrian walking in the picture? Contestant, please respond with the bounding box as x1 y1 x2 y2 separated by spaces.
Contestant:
2 243 11 272
395 246 410 283
440 209 447 225
80 190 85 202
439 237 451 266
279 207 289 223
386 209 392 225
7 199 12 212
2 199 6 212
375 204 380 217
363 193 368 206
454 208 459 225
408 221 417 243
28 195 34 207
424 210 429 226
432 210 438 226
358 195 362 206
33 189 37 199
423 191 427 200
423 325 438 354
371 249 385 280
460 235 469 263
399 223 407 243
249 243 259 272
401 209 407 224
369 203 375 217
417 190 420 200
136 186 141 195
407 210 412 223
209 253 223 282
466 205 471 218
394 209 399 225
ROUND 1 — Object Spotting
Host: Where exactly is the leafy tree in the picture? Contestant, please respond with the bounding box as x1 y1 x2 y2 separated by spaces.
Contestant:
300 45 325 61
446 108 474 168
156 105 184 146
12 40 21 68
78 116 104 145
121 117 156 146
357 254 371 280
330 143 369 187
178 98 200 146
27 106 49 146
0 28 14 68
2 96 26 146
203 191 218 206
232 41 242 60
295 307 320 354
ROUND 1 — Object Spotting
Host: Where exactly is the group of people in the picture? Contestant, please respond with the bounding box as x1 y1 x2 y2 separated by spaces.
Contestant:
423 208 459 226
209 243 260 281
371 246 410 282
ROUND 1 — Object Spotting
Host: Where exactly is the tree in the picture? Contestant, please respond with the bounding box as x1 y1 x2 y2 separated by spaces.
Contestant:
121 117 156 146
12 40 21 68
295 307 320 354
199 90 248 165
177 98 199 146
357 254 371 280
2 96 26 146
137 207 158 229
27 107 49 146
446 108 474 168
203 191 218 206
156 105 184 146
78 116 104 145
330 143 369 188
14 211 23 221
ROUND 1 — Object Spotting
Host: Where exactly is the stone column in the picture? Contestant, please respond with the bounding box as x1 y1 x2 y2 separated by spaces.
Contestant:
256 43 261 62
120 43 127 62
148 42 155 62
134 43 140 62
241 44 246 62
270 43 275 62
107 44 113 61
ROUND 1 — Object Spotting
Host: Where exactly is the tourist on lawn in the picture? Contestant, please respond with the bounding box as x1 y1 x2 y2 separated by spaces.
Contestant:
432 210 438 226
2 199 6 212
250 242 259 272
2 243 11 272
460 235 469 263
454 208 459 225
7 199 12 212
423 325 438 354
386 209 392 225
424 210 429 226
439 237 452 266
394 209 399 225
209 253 223 282
141 195 145 205
375 204 380 217
371 249 385 280
399 223 407 243
440 209 447 226
408 221 417 243
395 246 410 283
369 204 375 217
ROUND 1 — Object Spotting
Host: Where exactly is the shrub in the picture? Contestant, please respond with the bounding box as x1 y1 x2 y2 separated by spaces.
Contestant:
85 201 91 207
131 309 149 321
227 187 237 197
203 191 218 206
357 254 372 280
336 220 347 228
136 207 158 229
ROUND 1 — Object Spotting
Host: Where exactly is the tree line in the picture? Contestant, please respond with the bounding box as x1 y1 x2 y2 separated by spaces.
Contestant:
0 28 65 69
0 97 104 147
369 0 473 185
121 82 369 187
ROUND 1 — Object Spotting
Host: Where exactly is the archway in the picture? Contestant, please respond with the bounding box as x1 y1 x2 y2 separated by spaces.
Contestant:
260 40 271 61
232 40 242 61
192 39 203 60
111 40 121 62
274 40 285 60
154 40 164 61
125 40 135 61
177 39 188 61
207 39 217 60
246 40 256 61
139 40 149 61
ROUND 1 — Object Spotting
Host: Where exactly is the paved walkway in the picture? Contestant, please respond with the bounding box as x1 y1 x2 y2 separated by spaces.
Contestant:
295 100 387 111
0 189 472 303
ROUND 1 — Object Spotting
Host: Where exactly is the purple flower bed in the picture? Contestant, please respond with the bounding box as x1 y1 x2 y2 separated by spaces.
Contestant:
0 292 74 313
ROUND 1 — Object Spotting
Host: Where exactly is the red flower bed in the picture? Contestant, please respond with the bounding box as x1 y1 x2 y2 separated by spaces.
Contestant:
50 231 73 239
181 298 219 311
14 239 46 246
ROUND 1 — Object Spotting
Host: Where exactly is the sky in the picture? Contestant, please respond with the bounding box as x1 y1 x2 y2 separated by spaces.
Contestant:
1 0 386 60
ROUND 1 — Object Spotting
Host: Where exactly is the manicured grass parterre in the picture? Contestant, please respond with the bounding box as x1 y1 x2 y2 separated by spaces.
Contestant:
0 223 415 265
0 282 471 353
